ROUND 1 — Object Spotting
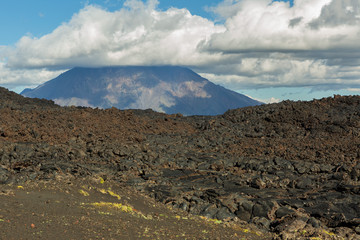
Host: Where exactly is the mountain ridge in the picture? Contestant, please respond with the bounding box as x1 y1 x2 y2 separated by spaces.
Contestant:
21 66 262 115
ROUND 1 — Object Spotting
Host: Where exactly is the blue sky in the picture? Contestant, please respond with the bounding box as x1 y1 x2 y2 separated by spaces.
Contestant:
0 0 225 45
0 0 359 103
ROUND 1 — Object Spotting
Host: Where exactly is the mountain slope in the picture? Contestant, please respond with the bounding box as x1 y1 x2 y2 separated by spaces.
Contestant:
21 66 261 115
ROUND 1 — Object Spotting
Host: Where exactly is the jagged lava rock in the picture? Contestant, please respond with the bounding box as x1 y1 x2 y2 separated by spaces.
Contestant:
1 87 360 238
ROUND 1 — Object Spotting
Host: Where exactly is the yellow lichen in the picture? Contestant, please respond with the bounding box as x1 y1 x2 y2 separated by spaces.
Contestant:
98 188 107 194
209 219 222 224
79 189 90 196
107 189 121 200
97 188 121 200
85 201 149 219
99 177 105 184
323 230 336 236
199 216 222 224
231 225 262 236
91 202 131 212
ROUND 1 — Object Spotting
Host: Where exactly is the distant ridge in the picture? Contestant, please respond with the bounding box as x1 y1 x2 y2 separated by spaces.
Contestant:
21 66 262 115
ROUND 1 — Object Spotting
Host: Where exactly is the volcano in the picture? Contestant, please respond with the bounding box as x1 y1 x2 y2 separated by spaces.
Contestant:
21 66 261 115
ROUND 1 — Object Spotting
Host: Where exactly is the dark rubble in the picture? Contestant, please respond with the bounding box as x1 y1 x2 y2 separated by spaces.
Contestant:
1 86 360 239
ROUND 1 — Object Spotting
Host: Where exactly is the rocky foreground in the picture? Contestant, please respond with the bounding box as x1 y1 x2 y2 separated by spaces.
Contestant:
1 87 360 239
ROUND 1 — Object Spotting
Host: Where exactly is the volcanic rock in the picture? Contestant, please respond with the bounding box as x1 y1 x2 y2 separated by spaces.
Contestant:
1 87 360 238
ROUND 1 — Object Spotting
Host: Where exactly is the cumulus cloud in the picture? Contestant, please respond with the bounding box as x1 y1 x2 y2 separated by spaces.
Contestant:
198 0 360 90
309 0 360 29
1 0 360 92
204 0 360 52
6 0 224 69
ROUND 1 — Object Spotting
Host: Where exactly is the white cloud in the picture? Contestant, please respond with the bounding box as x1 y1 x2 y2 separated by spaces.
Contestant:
198 0 360 90
0 0 359 93
346 87 360 92
6 1 224 69
0 61 64 89
252 96 281 104
309 0 360 28
199 57 360 89
204 0 360 52
54 97 95 108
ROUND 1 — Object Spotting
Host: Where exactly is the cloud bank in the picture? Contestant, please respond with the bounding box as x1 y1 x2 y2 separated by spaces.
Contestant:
1 0 360 92
5 0 224 68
